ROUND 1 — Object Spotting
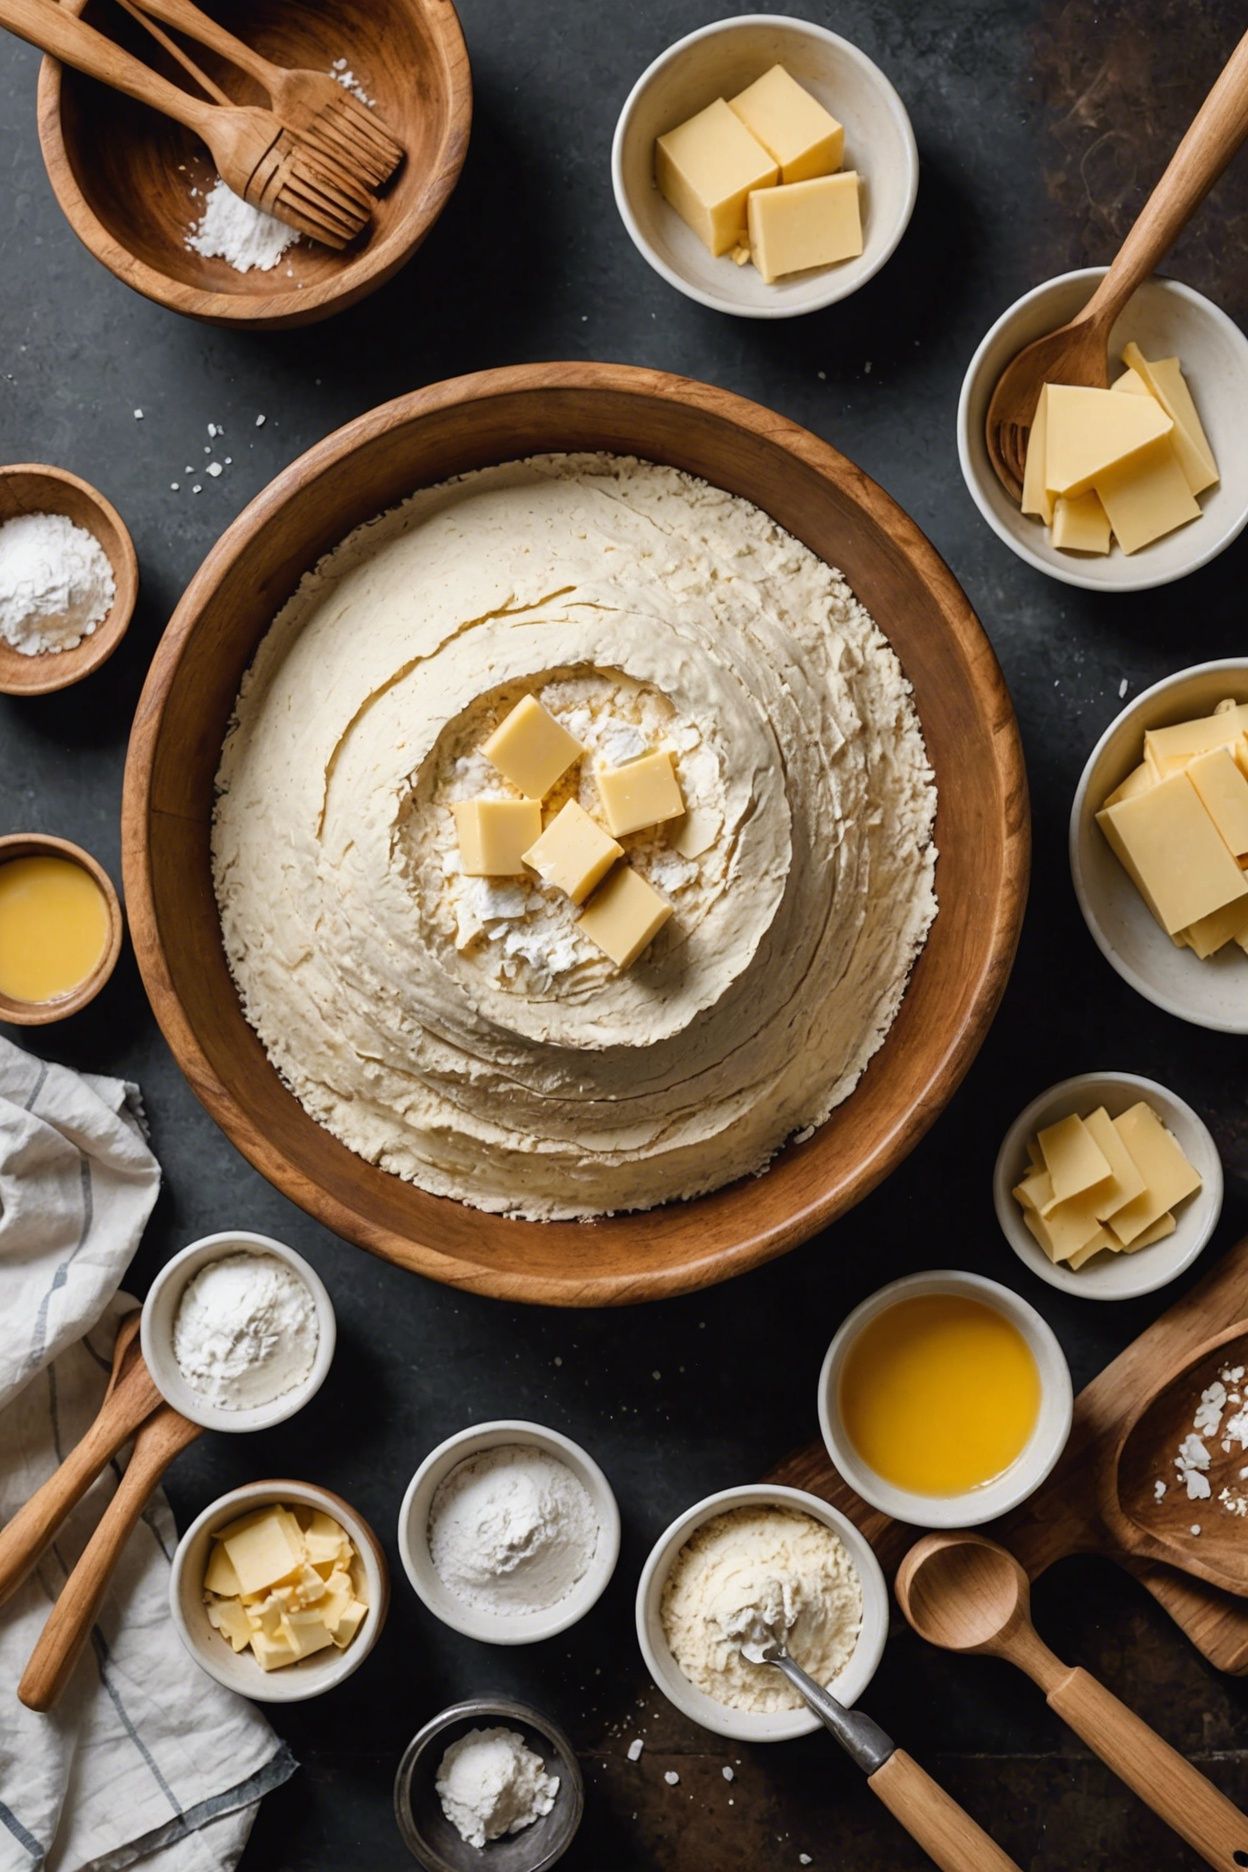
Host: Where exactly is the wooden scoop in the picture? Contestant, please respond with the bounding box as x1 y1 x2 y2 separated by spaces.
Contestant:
1104 1319 1248 1596
896 1532 1248 1871
985 27 1248 499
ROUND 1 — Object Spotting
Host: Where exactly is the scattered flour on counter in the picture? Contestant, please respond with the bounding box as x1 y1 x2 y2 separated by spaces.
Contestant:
0 511 115 655
187 177 298 273
435 1728 558 1849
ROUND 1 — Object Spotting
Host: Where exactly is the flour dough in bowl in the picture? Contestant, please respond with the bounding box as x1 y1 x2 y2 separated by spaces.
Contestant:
213 454 937 1221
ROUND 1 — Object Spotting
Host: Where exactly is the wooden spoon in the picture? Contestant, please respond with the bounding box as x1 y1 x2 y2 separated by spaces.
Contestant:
1104 1319 1248 1595
985 27 1248 500
896 1533 1248 1871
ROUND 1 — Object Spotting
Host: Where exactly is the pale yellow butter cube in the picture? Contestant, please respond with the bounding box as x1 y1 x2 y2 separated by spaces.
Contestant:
747 172 862 284
203 1542 242 1598
1107 1102 1202 1246
222 1509 305 1598
281 1608 336 1661
1036 1112 1111 1204
655 98 778 257
206 1596 252 1653
250 1627 300 1672
728 64 844 183
1021 1197 1105 1264
330 1600 369 1649
1081 1106 1145 1220
1096 773 1248 935
1065 1229 1117 1270
1044 384 1171 498
1145 701 1248 779
1102 761 1156 809
1020 386 1054 527
481 694 583 799
595 749 684 837
1183 895 1248 959
523 799 623 905
577 865 672 968
1094 435 1200 554
1121 343 1218 495
1187 747 1248 860
453 797 543 877
1051 490 1110 554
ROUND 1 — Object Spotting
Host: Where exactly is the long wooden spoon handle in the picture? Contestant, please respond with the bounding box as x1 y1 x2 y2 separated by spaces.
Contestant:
0 0 212 131
17 1412 200 1713
127 0 273 87
1048 1664 1248 1868
0 1357 162 1608
1086 28 1248 323
115 0 231 105
868 1750 1023 1872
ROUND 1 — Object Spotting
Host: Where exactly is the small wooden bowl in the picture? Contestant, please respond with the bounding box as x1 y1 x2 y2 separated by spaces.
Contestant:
0 465 137 696
35 0 471 330
0 833 124 1024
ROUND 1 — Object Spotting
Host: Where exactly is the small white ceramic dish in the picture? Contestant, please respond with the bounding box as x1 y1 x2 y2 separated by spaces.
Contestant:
1070 658 1248 1031
169 1478 388 1703
611 14 917 319
140 1230 336 1433
959 268 1248 590
818 1271 1073 1529
635 1483 888 1744
993 1071 1223 1301
397 1421 620 1645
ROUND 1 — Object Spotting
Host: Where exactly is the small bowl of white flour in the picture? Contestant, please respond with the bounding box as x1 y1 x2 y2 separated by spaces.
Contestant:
398 1422 620 1644
142 1229 336 1432
394 1697 583 1871
0 463 137 697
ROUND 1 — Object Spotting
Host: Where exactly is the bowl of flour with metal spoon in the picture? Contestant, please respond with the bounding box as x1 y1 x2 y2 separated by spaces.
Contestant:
398 1422 620 1644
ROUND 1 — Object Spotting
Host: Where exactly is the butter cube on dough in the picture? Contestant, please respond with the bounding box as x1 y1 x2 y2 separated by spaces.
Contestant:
1051 490 1110 554
523 800 623 905
747 172 862 284
1094 435 1200 554
655 98 778 257
577 866 672 968
1044 385 1171 498
1187 747 1248 860
1096 774 1248 936
221 1510 305 1598
453 798 543 877
1107 1103 1202 1246
596 750 684 838
481 694 583 799
1021 386 1055 526
729 64 844 182
1036 1112 1111 1204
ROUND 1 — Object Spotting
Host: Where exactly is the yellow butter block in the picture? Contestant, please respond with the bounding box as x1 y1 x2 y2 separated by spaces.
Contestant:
1044 384 1172 498
523 800 623 905
1036 1112 1111 1203
1124 1211 1176 1253
281 1608 337 1661
595 749 684 838
481 694 583 799
1051 489 1110 554
453 798 543 877
221 1509 305 1598
747 172 862 283
1066 1228 1118 1270
1081 1106 1146 1220
203 1543 242 1598
728 64 844 183
251 1627 300 1672
1022 1196 1106 1264
1187 747 1248 861
1111 366 1153 399
206 1596 252 1653
1012 1167 1053 1214
1183 895 1248 959
1145 701 1248 779
1121 343 1218 495
330 1600 369 1649
577 865 672 968
655 98 779 257
1103 762 1156 808
1094 435 1200 554
1021 386 1055 526
1107 1102 1202 1246
1096 773 1248 936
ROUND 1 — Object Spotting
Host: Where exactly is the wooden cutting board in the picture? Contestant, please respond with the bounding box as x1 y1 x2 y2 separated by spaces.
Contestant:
769 1236 1248 1674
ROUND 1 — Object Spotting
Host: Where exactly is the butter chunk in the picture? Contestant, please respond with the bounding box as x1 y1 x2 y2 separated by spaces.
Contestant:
1036 1112 1111 1203
1012 1167 1053 1214
481 694 583 799
1145 701 1248 780
1103 762 1156 809
203 1543 242 1598
1187 747 1248 860
656 98 778 257
1044 384 1171 498
596 749 684 838
523 800 623 905
577 865 672 968
747 172 862 284
281 1608 337 1661
330 1600 369 1649
1121 343 1218 495
1124 1211 1177 1253
1022 1196 1105 1264
1066 1229 1117 1271
1081 1105 1146 1220
729 64 844 182
1107 1102 1202 1246
1094 435 1200 554
453 797 543 877
221 1509 305 1597
1096 773 1248 936
1021 386 1055 526
1051 489 1110 554
206 1596 252 1653
1183 895 1248 959
251 1627 300 1672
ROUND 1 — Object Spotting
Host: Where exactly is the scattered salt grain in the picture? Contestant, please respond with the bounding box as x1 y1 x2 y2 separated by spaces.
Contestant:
800 1858 813 1867
1191 1524 1202 1536
329 55 374 107
722 1766 734 1782
133 408 143 419
206 462 223 478
255 414 267 427
1153 1479 1166 1501
187 177 298 273
170 482 179 491
1118 677 1129 697
626 1739 643 1762
664 1771 679 1786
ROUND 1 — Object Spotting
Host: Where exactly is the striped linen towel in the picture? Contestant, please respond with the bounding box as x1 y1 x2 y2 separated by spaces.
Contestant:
0 1038 296 1872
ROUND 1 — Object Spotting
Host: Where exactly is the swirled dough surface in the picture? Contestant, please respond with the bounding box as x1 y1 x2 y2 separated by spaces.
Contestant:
213 454 937 1220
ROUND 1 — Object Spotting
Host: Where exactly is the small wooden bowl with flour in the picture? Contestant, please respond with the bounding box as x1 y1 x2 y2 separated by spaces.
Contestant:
0 464 137 696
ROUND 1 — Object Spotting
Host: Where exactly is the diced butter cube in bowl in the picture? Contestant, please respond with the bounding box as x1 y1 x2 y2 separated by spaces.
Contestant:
170 1481 388 1702
655 98 778 256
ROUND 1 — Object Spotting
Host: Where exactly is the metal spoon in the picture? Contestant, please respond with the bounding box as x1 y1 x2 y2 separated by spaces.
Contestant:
739 1633 1021 1872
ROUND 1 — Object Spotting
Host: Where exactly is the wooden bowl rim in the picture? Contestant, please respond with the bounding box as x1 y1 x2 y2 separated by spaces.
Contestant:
122 361 1029 1304
0 463 138 695
0 831 124 1023
33 0 473 329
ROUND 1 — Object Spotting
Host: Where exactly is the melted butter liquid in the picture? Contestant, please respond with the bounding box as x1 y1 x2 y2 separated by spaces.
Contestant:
0 856 109 1003
839 1293 1041 1495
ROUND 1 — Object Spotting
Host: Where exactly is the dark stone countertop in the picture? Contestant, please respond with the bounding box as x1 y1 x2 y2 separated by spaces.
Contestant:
1 1 1246 1866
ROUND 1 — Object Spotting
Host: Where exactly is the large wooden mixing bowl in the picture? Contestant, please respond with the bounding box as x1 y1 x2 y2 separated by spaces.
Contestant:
123 364 1028 1305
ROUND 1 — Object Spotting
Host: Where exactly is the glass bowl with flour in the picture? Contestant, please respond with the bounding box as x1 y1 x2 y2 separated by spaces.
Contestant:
141 1230 337 1432
398 1421 621 1644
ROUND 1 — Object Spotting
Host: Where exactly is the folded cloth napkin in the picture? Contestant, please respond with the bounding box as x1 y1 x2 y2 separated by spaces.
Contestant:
0 1037 296 1872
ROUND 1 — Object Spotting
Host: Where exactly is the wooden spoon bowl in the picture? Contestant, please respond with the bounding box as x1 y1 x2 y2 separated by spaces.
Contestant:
35 0 471 328
0 463 137 695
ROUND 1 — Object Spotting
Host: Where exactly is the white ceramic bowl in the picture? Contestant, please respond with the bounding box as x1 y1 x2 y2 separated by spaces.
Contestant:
958 269 1248 590
140 1230 336 1433
818 1271 1073 1529
1071 658 1248 1031
397 1421 620 1645
635 1483 888 1744
611 15 917 319
169 1478 388 1703
993 1071 1223 1301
